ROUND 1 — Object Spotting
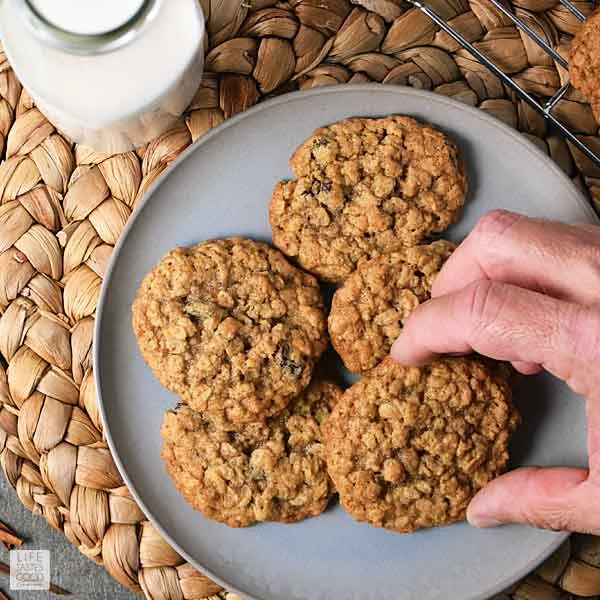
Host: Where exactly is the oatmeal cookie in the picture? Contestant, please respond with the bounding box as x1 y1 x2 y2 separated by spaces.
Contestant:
132 238 328 424
269 116 467 282
324 357 519 533
161 380 342 527
328 240 455 373
570 9 600 122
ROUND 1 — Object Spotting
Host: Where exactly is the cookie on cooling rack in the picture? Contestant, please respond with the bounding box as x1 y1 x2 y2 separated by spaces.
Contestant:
324 357 519 533
161 380 342 527
132 237 328 425
569 8 600 122
269 116 467 282
328 239 455 373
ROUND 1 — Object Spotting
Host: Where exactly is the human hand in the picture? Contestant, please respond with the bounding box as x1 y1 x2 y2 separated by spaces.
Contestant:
391 209 600 533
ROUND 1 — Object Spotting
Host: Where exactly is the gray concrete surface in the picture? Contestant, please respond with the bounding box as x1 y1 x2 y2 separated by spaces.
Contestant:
1 476 138 600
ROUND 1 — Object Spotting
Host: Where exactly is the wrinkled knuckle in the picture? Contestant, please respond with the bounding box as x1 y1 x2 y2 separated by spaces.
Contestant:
563 305 600 364
562 223 600 264
578 245 600 284
462 280 504 336
524 505 577 532
473 209 522 243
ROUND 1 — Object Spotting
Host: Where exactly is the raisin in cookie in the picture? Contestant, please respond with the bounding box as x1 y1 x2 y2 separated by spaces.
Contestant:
570 9 600 123
132 238 328 424
328 240 455 373
324 357 519 533
269 116 467 282
161 380 341 527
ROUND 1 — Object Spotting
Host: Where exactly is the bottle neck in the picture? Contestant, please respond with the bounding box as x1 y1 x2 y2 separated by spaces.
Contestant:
18 0 160 55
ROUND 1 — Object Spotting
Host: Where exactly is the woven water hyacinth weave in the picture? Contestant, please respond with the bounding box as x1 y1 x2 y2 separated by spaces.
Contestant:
2 0 600 598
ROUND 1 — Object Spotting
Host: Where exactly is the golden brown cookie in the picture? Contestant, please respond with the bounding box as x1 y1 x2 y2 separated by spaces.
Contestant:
132 238 328 424
328 240 455 373
161 380 342 527
324 357 519 533
269 116 467 282
570 9 600 122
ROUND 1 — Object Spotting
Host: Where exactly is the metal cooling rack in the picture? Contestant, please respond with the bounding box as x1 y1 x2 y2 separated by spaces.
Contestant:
406 0 600 167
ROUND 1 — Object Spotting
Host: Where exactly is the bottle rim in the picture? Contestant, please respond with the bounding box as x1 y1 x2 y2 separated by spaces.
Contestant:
18 0 161 55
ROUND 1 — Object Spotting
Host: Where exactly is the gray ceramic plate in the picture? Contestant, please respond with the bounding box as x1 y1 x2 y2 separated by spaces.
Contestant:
95 85 596 600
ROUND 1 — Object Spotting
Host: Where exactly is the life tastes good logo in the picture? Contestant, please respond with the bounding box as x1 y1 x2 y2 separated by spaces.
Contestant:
9 550 50 591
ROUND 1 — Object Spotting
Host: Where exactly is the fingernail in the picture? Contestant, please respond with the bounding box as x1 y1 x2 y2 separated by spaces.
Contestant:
390 337 406 362
466 502 504 528
390 336 419 365
390 336 432 367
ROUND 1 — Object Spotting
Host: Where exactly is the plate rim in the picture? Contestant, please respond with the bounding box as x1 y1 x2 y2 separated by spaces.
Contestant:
94 84 596 600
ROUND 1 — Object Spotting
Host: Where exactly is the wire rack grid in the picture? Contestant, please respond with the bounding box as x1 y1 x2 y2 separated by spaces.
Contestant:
406 0 600 167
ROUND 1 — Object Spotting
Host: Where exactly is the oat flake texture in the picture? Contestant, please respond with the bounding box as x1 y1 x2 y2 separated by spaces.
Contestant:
569 8 600 123
324 357 520 533
269 116 467 282
160 380 342 527
328 239 455 372
132 237 328 424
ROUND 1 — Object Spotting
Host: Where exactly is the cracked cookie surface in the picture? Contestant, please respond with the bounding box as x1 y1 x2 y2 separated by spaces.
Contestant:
132 238 328 424
269 116 467 282
570 9 600 123
328 240 455 373
161 380 342 527
324 357 519 533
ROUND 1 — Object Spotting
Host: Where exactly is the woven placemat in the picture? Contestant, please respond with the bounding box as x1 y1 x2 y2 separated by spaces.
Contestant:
1 0 600 598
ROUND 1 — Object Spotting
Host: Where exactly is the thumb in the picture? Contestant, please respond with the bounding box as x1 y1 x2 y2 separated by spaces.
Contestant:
467 467 600 533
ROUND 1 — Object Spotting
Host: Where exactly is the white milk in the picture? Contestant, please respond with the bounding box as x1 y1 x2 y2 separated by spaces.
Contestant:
28 0 147 35
0 0 205 152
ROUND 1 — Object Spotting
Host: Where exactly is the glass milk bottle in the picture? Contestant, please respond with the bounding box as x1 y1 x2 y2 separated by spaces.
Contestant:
0 0 205 152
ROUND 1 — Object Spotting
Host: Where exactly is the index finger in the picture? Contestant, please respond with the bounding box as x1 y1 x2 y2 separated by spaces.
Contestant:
433 210 600 306
390 278 600 397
